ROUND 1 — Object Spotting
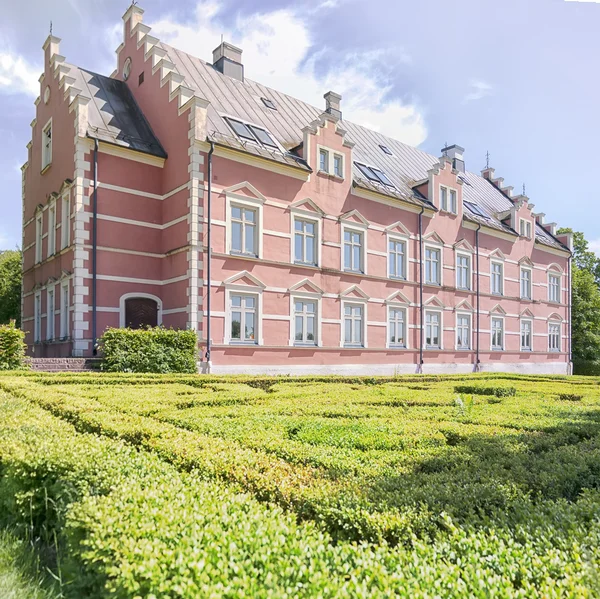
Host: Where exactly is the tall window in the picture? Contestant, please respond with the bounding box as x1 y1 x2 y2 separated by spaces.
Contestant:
230 294 257 343
520 319 532 351
343 304 363 346
46 286 55 341
47 202 56 256
231 205 257 256
388 239 406 279
333 154 343 178
35 213 43 263
456 314 471 349
520 219 532 238
344 229 364 273
520 267 532 299
425 311 441 349
456 254 470 290
42 121 52 170
294 218 317 265
440 186 448 211
549 322 561 352
491 262 503 295
449 189 457 214
319 148 329 172
425 247 441 285
491 317 504 350
61 193 70 249
34 292 42 343
60 282 69 339
388 308 406 347
294 300 316 345
548 274 560 303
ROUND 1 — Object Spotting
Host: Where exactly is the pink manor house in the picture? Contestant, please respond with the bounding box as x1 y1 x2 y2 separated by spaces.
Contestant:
21 5 573 375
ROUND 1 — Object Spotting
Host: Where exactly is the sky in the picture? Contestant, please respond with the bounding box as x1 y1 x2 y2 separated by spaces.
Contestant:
1 0 599 252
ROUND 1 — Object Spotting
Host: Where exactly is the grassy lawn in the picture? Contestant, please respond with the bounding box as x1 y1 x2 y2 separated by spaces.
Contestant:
0 372 599 597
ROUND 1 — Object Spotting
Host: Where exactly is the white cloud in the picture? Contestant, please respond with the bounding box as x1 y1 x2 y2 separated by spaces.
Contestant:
463 79 493 103
0 51 40 97
150 2 427 145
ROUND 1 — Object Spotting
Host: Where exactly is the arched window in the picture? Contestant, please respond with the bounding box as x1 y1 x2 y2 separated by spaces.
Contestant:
124 297 159 329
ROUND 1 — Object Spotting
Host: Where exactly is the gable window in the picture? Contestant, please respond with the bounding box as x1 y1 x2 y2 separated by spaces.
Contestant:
491 261 503 295
294 218 317 266
319 148 329 172
520 219 532 239
388 307 406 348
343 303 364 347
425 310 441 349
440 186 457 213
456 314 471 350
440 186 448 211
520 267 532 300
548 274 560 303
61 193 70 249
355 162 395 188
294 300 316 345
46 286 55 341
450 190 457 214
343 228 364 273
34 292 42 343
491 317 504 350
425 247 441 285
549 322 561 352
47 202 56 257
520 319 532 351
225 117 278 149
35 213 43 263
333 154 343 178
230 294 257 343
388 238 406 280
456 254 471 290
230 204 257 256
60 281 69 339
318 146 344 178
42 120 52 170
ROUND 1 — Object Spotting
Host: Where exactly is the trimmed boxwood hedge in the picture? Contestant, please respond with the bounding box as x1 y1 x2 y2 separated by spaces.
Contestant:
0 321 26 371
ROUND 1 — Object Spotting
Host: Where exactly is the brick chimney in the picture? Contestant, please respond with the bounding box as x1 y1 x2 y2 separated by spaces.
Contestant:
212 42 243 82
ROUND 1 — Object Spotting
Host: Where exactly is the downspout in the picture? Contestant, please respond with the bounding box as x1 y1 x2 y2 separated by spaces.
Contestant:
204 141 215 369
568 255 572 374
92 138 99 356
475 223 482 372
418 206 425 373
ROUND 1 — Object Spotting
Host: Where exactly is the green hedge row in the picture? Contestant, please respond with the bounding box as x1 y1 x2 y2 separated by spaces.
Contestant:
454 384 517 397
0 321 26 371
99 327 198 373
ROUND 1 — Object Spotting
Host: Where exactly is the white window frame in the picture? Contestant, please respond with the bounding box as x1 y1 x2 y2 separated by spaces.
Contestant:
46 285 55 341
387 305 407 349
341 301 366 348
520 318 533 351
387 234 408 280
424 308 443 350
34 291 42 343
548 321 561 352
228 292 259 345
61 192 71 249
548 272 561 303
118 292 163 328
455 312 472 350
60 280 70 339
519 219 532 239
520 266 532 300
439 184 458 214
424 244 442 286
35 212 43 264
455 251 471 290
226 195 263 259
490 316 504 351
317 144 344 179
292 215 319 267
42 118 52 171
47 200 56 257
291 298 318 346
490 260 504 296
224 286 263 345
341 223 366 274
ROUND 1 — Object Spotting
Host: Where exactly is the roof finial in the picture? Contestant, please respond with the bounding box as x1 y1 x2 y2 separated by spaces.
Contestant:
443 142 448 156
221 33 224 44
49 20 52 35
485 150 490 169
522 183 526 196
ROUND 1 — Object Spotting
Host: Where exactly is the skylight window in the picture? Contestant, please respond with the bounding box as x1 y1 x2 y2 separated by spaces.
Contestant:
379 144 393 156
248 125 278 148
261 97 276 110
225 118 256 142
464 200 488 218
225 117 279 150
355 162 395 188
370 166 395 187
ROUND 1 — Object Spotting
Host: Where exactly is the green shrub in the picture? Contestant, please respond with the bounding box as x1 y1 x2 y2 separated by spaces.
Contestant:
573 359 600 376
454 384 516 398
558 393 583 401
0 321 26 371
99 327 198 373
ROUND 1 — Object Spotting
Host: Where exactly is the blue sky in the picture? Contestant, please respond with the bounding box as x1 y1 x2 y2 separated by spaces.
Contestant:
1 0 599 251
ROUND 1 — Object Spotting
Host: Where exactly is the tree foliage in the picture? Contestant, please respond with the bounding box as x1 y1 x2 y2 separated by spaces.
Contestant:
0 250 21 327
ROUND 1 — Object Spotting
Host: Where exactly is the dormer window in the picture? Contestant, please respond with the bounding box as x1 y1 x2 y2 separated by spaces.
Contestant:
318 146 344 178
440 185 457 214
355 162 395 188
225 117 278 149
519 219 532 239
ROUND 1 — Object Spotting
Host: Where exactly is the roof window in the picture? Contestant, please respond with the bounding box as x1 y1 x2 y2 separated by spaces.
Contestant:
379 144 393 156
355 162 395 188
261 97 277 110
464 200 488 218
225 117 279 149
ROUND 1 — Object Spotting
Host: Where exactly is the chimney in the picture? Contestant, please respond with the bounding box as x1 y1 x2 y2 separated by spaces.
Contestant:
324 91 342 120
212 41 243 82
441 144 465 173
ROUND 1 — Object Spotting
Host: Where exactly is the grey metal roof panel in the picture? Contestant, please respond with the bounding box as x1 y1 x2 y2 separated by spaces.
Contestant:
535 222 569 251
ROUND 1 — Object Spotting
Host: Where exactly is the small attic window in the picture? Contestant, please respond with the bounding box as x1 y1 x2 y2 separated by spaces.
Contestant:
225 117 279 150
464 200 488 219
248 125 278 148
225 118 256 142
379 144 393 156
369 166 395 187
261 97 276 110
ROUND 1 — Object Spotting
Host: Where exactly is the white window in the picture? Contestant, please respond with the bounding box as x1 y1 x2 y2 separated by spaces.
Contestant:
333 154 343 178
456 314 471 350
42 120 52 170
343 229 364 273
294 300 316 345
318 146 344 178
449 189 457 214
35 213 43 263
319 148 329 172
60 281 69 339
343 303 364 347
47 202 56 256
520 219 532 238
230 204 257 256
440 186 448 211
425 310 441 349
491 261 503 295
548 274 560 303
456 254 471 290
46 286 55 341
61 193 70 249
229 294 257 343
520 319 532 351
549 322 561 352
425 247 441 285
491 317 504 350
388 307 406 347
520 267 532 299
294 218 317 266
388 238 406 279
34 292 42 343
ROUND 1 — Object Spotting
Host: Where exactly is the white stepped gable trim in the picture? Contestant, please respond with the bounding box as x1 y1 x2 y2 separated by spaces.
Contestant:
340 285 369 300
385 290 410 305
288 279 324 296
224 271 267 289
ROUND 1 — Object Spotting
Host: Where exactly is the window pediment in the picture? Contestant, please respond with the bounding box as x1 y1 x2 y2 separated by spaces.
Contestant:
289 279 324 296
223 270 266 289
223 181 266 203
340 284 369 301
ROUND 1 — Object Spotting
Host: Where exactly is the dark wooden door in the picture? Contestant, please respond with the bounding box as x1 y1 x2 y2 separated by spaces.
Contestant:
125 297 158 329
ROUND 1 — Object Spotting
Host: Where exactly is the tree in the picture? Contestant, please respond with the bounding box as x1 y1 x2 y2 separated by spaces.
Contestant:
0 250 21 327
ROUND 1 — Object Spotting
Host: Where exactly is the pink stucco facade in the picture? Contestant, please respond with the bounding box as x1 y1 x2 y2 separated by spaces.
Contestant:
21 6 572 374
